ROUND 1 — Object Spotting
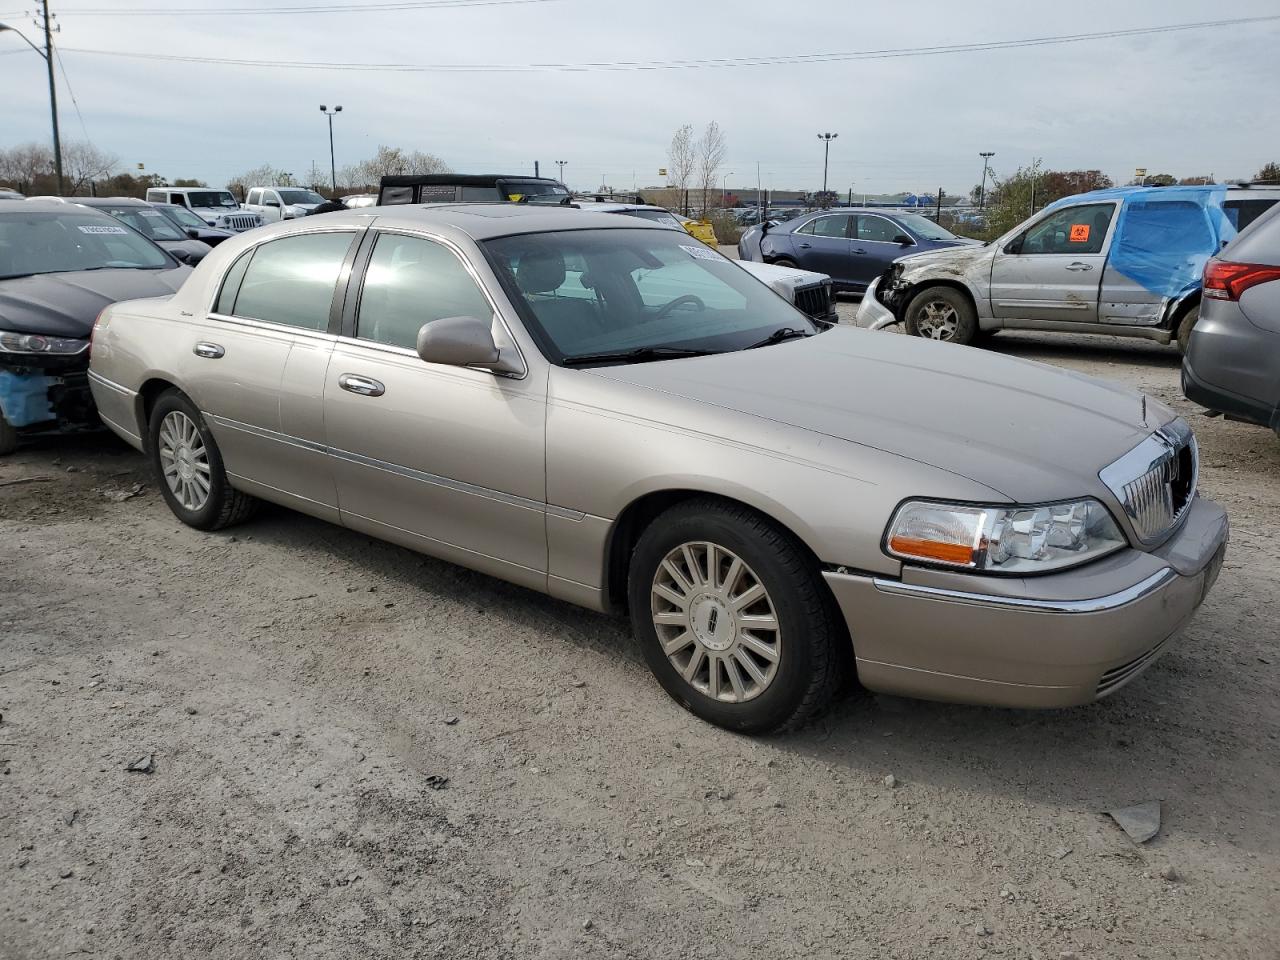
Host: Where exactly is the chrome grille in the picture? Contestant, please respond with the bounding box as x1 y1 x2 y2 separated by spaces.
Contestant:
222 215 260 232
793 281 833 320
1099 419 1198 544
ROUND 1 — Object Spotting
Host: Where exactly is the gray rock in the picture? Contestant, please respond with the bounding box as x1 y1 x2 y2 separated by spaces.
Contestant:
1107 801 1161 843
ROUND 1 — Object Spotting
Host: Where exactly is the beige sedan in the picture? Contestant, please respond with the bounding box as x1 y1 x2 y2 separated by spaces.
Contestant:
87 204 1227 733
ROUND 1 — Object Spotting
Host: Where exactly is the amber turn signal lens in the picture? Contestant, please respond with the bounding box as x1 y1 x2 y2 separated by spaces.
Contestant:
886 535 977 566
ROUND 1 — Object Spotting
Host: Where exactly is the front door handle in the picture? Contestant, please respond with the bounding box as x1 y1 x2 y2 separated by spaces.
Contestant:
853 248 868 255
797 242 812 248
1065 262 1094 272
338 373 385 397
193 342 224 358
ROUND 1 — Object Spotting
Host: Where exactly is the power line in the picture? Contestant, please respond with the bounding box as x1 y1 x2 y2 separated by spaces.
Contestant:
7 0 556 15
51 15 1280 72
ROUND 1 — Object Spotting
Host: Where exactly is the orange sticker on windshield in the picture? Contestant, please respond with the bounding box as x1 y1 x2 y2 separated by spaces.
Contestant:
1069 224 1091 243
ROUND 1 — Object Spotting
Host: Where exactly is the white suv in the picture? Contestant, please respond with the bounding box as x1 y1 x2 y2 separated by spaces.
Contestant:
243 187 327 222
144 187 262 233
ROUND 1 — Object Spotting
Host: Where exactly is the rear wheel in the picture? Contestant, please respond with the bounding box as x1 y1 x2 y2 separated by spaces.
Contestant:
770 257 800 269
148 389 258 530
627 498 843 734
0 410 17 456
1175 303 1200 355
904 286 979 345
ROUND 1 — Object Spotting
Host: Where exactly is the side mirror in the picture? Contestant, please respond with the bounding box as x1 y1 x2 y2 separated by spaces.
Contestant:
186 228 201 240
172 248 198 266
265 200 280 208
416 316 521 375
894 234 914 246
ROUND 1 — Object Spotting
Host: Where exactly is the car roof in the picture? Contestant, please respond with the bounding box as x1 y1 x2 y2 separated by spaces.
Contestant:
72 196 148 207
2 198 116 215
360 202 669 239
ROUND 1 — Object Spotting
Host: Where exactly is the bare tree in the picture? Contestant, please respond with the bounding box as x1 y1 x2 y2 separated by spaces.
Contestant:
62 141 119 195
0 142 54 193
667 124 695 214
695 121 728 214
226 164 288 198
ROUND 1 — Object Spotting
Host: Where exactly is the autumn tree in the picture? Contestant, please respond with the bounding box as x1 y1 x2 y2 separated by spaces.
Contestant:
1255 162 1280 183
0 142 54 193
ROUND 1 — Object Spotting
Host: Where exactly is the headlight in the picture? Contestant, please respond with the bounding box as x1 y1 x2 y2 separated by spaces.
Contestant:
885 498 1125 574
0 331 89 355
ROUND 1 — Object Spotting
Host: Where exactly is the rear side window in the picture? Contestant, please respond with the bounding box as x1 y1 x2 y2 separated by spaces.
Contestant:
1225 198 1277 232
355 233 492 350
215 249 253 315
228 232 355 331
797 215 849 238
1121 200 1213 255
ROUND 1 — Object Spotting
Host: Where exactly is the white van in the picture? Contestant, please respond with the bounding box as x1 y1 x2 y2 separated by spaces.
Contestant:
143 187 263 233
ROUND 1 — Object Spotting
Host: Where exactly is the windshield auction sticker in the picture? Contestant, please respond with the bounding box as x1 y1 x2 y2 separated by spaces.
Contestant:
1069 224 1091 243
680 244 721 261
77 224 129 235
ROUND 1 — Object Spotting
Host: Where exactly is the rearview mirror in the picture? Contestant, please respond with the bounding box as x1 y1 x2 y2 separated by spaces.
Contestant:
894 234 914 246
416 316 521 375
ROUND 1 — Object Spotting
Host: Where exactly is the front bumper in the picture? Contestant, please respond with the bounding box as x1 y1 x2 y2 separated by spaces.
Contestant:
823 495 1228 708
853 277 897 328
0 366 96 433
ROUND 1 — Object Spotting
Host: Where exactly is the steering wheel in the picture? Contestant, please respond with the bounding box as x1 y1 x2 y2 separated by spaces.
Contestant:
649 293 706 323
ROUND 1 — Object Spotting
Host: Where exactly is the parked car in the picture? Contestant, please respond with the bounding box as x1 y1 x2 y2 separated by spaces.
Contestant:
571 199 836 322
144 187 263 233
377 174 570 206
0 187 23 200
87 205 1226 732
0 199 189 454
1182 201 1280 437
341 194 378 209
150 202 237 247
857 185 1239 351
741 208 978 293
70 197 212 264
243 187 328 222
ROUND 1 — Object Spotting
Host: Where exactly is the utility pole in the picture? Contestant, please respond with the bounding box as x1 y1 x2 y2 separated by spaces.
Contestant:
978 151 994 208
721 171 733 208
319 105 342 194
38 1 62 193
817 132 838 196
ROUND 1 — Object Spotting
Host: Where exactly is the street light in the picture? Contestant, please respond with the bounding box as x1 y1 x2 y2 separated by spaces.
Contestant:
817 132 838 196
721 171 734 208
1 18 63 194
978 151 995 209
319 105 342 194
555 160 567 183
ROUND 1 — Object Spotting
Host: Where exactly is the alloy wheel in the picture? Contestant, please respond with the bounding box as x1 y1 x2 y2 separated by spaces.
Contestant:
158 410 212 511
650 541 781 703
917 299 959 340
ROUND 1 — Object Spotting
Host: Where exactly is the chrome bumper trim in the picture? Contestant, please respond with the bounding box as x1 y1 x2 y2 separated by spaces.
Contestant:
866 568 1177 615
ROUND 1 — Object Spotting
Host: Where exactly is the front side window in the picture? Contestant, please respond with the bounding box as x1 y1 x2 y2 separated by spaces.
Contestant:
798 215 850 239
1015 203 1114 255
278 189 325 206
485 228 815 364
228 232 355 330
355 233 492 350
0 211 170 279
895 213 960 242
855 215 901 243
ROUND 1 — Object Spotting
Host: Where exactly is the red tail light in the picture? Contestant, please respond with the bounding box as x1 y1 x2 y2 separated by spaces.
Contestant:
1203 259 1280 301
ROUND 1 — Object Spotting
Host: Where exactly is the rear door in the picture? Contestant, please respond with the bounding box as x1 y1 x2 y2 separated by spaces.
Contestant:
790 214 853 282
989 202 1117 323
1100 198 1217 326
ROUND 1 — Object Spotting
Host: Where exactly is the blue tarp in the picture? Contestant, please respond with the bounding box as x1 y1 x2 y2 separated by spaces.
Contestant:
1045 185 1237 299
0 369 56 428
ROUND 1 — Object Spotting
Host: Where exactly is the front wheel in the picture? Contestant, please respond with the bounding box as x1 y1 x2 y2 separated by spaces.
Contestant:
628 498 843 733
904 286 979 345
148 389 258 530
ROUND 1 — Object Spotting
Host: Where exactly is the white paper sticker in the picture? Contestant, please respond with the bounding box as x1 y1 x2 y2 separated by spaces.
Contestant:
77 224 129 235
679 244 721 262
139 210 163 218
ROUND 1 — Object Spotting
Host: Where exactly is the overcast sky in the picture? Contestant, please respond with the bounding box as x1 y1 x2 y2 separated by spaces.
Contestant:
2 0 1278 195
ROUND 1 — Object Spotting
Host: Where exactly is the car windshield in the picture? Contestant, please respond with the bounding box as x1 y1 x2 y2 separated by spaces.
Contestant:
484 227 817 364
895 213 960 242
102 207 185 242
187 191 239 209
0 210 170 279
158 204 208 229
502 181 570 203
278 189 325 205
619 209 683 228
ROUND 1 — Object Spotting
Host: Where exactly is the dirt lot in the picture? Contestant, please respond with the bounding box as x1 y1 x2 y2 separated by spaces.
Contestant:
2 325 1278 960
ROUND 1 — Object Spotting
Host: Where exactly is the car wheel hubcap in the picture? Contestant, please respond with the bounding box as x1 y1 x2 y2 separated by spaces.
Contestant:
158 411 212 512
918 300 959 340
650 541 780 703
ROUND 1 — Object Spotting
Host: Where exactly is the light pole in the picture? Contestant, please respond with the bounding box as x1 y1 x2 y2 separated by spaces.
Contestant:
817 132 838 196
1 15 63 194
319 105 342 194
721 171 733 208
978 151 994 208
555 160 567 184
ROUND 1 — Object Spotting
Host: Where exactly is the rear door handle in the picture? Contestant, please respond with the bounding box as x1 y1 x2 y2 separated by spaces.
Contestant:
338 373 385 397
853 248 868 255
193 342 224 358
1065 262 1094 272
797 242 812 248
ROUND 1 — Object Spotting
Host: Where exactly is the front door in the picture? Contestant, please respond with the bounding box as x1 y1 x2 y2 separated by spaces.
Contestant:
790 213 853 283
322 229 549 591
989 202 1117 322
851 214 911 289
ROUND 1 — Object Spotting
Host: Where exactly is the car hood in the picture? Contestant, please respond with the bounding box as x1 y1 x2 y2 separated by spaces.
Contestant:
736 259 829 293
895 242 991 272
584 326 1168 503
0 267 188 338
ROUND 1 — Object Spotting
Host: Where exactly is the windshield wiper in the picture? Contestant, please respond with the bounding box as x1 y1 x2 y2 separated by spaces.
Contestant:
744 327 814 350
562 345 714 366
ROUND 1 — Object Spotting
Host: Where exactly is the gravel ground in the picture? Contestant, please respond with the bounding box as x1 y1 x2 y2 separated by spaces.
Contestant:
2 322 1278 960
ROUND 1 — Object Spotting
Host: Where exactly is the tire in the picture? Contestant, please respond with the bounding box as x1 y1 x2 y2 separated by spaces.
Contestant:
147 389 258 531
1175 303 1200 356
627 497 844 734
0 409 17 456
904 286 979 345
770 257 800 269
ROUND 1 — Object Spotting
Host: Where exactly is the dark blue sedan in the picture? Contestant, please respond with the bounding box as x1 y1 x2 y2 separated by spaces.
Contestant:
739 209 979 293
